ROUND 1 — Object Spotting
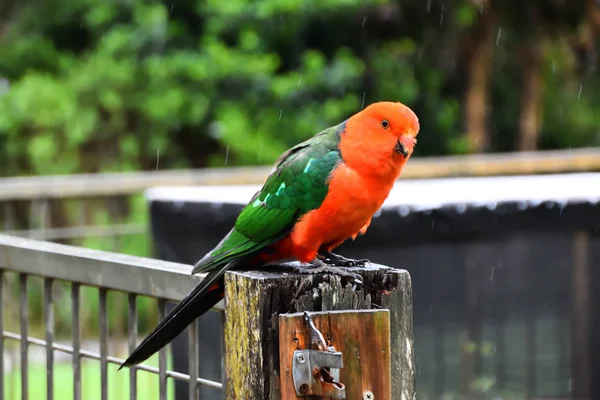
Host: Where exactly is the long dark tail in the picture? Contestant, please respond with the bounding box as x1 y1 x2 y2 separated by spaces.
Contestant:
119 260 236 369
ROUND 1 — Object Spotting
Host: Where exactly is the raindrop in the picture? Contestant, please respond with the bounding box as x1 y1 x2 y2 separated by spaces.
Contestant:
587 196 600 205
225 145 230 165
552 60 557 75
496 28 502 46
439 4 444 25
429 305 433 313
528 199 542 207
426 0 432 13
362 17 367 27
578 84 582 100
486 202 497 211
480 4 484 14
279 109 283 121
489 266 495 281
431 220 436 228
297 75 302 87
397 206 410 217
156 150 160 170
361 92 366 108
171 4 174 10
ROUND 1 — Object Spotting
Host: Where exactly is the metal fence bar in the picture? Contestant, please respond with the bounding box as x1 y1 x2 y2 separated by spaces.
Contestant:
158 299 168 400
19 273 28 400
44 278 54 400
0 234 218 306
3 203 15 231
31 199 50 240
72 283 81 400
1 333 223 389
2 224 147 241
188 321 199 400
0 271 4 400
128 293 138 400
99 288 108 400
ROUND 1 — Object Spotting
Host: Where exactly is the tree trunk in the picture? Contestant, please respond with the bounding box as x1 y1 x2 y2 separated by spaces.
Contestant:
517 43 544 152
464 7 494 153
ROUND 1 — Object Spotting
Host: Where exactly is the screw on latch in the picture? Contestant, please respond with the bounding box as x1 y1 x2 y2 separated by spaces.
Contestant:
363 391 374 400
296 353 306 364
299 383 309 395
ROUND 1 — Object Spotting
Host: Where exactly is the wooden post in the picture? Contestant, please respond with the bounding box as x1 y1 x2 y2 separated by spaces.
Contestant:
223 264 415 400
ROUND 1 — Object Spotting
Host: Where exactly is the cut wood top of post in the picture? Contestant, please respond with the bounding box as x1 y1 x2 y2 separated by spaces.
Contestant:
227 262 408 312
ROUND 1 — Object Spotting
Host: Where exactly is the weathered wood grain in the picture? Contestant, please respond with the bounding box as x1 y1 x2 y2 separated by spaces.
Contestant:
279 309 391 399
223 263 414 400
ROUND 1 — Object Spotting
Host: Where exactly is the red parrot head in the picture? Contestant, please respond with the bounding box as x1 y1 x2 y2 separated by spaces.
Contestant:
341 101 420 178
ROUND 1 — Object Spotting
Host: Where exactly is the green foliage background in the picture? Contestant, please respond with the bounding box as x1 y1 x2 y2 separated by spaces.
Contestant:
1 0 598 179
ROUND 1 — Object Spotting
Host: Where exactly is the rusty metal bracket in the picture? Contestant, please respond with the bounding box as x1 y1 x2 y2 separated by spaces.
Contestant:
291 312 346 398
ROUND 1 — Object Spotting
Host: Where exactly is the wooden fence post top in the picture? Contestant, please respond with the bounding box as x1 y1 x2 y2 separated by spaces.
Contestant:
223 263 415 400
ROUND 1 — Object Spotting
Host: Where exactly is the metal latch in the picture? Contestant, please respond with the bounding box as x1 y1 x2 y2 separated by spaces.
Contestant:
292 311 346 398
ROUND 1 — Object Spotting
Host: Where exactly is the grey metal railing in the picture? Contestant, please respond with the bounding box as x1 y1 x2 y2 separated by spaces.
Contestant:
1 197 147 245
0 233 224 400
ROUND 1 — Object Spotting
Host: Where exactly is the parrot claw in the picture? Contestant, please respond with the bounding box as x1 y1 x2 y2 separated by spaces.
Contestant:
318 251 370 268
293 259 364 287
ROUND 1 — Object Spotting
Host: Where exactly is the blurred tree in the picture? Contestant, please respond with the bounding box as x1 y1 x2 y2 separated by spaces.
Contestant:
0 0 598 176
462 0 494 152
493 0 590 151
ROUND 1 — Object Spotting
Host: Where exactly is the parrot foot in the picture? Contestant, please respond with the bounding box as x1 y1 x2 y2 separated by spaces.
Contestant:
318 251 370 267
294 259 364 286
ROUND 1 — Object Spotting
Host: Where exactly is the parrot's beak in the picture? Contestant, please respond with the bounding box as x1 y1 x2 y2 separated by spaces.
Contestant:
395 140 409 157
395 134 417 157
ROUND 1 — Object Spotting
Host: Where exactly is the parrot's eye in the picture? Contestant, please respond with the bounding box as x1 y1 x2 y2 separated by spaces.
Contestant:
381 120 390 129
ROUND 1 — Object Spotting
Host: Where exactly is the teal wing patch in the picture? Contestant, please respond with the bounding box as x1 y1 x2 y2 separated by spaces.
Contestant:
234 149 341 243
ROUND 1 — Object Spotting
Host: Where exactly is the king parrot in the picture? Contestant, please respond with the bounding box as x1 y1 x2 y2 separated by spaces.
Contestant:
120 101 420 368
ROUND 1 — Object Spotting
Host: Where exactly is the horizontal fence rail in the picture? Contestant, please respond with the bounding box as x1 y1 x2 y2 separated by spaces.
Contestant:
0 148 598 200
0 234 224 400
2 223 147 241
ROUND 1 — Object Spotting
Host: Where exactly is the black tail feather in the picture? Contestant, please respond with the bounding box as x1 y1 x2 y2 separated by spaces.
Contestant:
119 262 233 369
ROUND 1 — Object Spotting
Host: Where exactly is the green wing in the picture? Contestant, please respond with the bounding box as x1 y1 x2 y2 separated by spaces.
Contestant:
192 123 344 274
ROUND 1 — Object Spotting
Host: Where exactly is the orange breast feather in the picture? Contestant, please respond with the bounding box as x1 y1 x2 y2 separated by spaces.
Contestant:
284 161 398 262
